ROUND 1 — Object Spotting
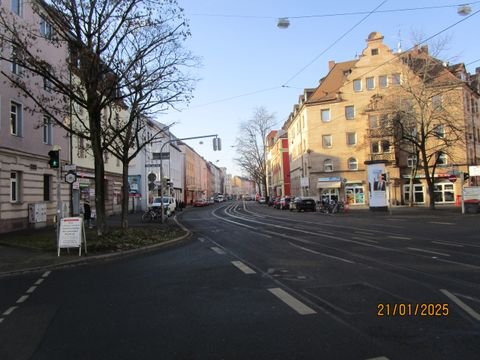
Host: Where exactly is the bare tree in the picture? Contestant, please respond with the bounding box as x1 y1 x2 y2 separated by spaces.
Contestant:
235 107 276 197
372 45 466 209
0 0 196 235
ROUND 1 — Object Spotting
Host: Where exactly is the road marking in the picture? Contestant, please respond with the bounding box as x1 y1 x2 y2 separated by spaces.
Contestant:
351 236 379 244
407 247 450 257
388 235 411 240
198 237 205 243
26 286 37 294
42 271 51 278
432 241 464 248
3 306 17 316
0 318 4 323
440 289 480 321
16 295 29 304
231 261 256 274
354 231 375 236
429 221 455 225
289 242 355 263
211 247 226 255
268 288 316 315
366 357 390 360
435 257 480 270
35 278 44 285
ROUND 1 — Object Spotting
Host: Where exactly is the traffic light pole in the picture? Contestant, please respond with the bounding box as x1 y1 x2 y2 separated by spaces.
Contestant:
56 164 62 245
158 134 219 224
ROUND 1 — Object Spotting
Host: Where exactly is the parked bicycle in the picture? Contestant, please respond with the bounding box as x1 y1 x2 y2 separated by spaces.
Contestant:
318 200 345 214
141 207 162 222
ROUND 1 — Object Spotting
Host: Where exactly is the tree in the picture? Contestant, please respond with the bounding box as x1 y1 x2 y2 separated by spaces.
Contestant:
235 107 276 198
0 0 196 235
372 45 466 209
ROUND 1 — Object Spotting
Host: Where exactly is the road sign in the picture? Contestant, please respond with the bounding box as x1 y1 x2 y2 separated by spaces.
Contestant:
448 174 457 183
65 171 77 184
63 164 77 172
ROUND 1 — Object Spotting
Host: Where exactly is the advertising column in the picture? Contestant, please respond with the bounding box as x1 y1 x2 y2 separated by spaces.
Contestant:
366 162 388 211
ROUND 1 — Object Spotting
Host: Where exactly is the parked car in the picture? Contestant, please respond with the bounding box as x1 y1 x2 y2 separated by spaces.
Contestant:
279 196 291 210
273 197 282 209
267 197 276 207
290 197 316 212
193 198 209 207
151 196 177 216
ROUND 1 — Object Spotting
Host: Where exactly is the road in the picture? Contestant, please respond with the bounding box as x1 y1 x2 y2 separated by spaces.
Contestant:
0 201 479 359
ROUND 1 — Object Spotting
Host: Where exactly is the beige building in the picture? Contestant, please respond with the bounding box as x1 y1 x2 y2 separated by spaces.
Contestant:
283 31 479 207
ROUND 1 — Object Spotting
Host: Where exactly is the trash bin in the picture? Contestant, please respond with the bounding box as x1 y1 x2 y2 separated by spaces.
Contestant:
465 202 479 214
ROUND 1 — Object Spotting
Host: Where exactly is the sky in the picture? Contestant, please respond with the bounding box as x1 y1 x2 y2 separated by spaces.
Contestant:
160 0 480 177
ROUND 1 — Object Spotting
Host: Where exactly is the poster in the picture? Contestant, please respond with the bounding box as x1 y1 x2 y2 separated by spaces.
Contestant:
367 163 387 208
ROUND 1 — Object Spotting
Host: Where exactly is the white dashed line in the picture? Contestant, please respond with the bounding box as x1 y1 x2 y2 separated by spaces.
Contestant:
42 271 51 278
440 289 480 321
432 241 464 248
211 247 226 255
351 236 379 244
388 235 411 240
3 306 18 316
231 261 256 274
198 237 205 242
16 295 29 304
407 247 450 257
429 221 454 225
268 288 316 315
26 286 37 294
35 278 44 285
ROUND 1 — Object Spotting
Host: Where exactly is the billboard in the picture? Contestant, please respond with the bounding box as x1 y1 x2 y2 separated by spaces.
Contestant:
367 163 387 208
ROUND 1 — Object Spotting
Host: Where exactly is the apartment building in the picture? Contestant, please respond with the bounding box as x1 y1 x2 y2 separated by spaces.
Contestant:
283 31 479 207
266 130 291 198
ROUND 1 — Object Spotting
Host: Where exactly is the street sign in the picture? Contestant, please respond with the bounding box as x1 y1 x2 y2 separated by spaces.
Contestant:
65 171 77 184
63 164 77 172
448 174 457 183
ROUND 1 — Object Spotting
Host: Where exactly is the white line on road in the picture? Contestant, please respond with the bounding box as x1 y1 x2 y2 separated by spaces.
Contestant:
407 247 450 257
231 261 256 274
432 241 464 248
351 236 379 244
26 286 37 294
198 237 205 242
429 221 455 225
388 235 411 240
289 242 355 264
440 289 480 321
42 271 51 278
354 231 376 236
0 318 4 323
35 278 44 285
3 306 18 316
211 247 226 255
366 357 390 360
268 288 316 315
16 295 29 304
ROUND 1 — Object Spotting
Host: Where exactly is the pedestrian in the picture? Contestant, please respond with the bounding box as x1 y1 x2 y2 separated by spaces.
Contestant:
83 200 92 229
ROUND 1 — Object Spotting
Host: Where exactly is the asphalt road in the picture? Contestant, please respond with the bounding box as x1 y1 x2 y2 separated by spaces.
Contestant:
0 201 479 359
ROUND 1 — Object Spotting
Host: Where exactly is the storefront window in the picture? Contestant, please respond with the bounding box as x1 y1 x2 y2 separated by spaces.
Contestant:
345 184 365 205
433 182 455 203
403 184 424 203
320 188 339 203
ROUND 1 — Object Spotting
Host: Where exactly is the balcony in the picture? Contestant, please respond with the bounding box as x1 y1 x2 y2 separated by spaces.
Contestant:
368 152 396 162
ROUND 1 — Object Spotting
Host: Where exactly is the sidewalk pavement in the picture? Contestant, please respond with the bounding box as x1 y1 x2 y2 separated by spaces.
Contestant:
0 205 470 278
0 210 190 278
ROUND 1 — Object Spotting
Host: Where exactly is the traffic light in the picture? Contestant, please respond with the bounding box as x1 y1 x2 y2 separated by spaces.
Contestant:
213 137 222 151
464 173 470 181
48 150 59 168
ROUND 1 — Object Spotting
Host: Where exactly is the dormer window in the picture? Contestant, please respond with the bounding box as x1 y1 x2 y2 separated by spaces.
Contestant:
371 48 379 56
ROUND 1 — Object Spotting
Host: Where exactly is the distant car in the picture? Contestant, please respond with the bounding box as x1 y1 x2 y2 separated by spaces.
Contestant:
215 194 224 202
290 197 316 212
267 197 275 207
279 196 291 210
193 198 208 207
258 197 266 204
273 197 281 209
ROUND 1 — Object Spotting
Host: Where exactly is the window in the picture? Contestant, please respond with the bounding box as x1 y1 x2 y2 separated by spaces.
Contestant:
11 0 22 16
366 77 375 90
407 155 417 167
381 140 391 152
379 75 388 88
10 172 20 202
348 157 358 170
43 116 52 144
371 48 379 56
434 124 445 138
10 101 23 136
372 140 390 153
432 95 442 110
324 159 333 172
345 105 355 120
40 17 53 39
404 184 425 204
321 109 330 122
437 152 448 166
369 115 378 128
11 46 23 75
434 182 454 203
353 79 362 92
346 132 356 146
322 135 332 148
392 73 401 86
43 174 51 201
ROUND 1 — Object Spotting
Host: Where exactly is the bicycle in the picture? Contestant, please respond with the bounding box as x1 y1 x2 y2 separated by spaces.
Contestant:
141 207 162 222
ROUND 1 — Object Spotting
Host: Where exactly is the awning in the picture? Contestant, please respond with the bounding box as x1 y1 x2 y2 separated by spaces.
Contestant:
317 181 341 189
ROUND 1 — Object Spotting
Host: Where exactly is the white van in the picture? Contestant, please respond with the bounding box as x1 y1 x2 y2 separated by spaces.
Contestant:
215 194 224 203
151 196 177 216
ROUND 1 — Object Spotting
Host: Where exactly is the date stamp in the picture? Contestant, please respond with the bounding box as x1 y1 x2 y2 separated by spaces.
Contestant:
377 303 449 317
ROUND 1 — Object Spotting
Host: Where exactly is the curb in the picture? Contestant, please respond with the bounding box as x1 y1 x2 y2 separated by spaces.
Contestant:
0 216 192 279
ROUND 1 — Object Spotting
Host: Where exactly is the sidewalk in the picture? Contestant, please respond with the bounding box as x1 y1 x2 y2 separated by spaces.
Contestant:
0 210 190 278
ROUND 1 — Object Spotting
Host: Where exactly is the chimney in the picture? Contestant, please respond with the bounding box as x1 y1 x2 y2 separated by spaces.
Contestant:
328 60 335 71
